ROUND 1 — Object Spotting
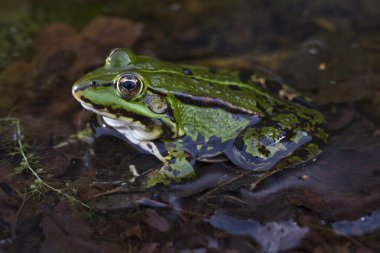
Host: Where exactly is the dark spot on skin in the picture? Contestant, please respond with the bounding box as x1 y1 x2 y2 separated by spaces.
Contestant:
183 68 193 75
93 104 106 110
147 143 152 149
172 169 180 176
299 119 308 128
234 137 245 151
255 103 267 116
292 147 310 161
239 70 253 83
208 135 223 145
273 121 283 129
228 85 242 91
179 134 231 158
209 68 217 74
207 83 213 88
195 134 205 143
281 130 295 143
258 145 271 157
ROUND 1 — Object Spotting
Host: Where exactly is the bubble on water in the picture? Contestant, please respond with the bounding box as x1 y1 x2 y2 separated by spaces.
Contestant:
303 40 325 55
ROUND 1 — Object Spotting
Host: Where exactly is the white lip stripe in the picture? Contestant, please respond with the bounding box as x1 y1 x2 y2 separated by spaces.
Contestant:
81 103 148 131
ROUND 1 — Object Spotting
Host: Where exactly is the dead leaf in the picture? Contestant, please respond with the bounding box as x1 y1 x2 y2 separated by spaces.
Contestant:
40 201 123 253
144 208 171 233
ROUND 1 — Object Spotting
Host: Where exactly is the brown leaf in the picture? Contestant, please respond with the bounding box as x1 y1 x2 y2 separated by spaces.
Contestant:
82 16 144 49
144 208 171 233
138 243 160 253
40 201 123 253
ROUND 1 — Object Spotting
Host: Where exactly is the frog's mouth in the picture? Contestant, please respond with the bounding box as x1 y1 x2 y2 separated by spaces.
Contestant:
80 102 163 142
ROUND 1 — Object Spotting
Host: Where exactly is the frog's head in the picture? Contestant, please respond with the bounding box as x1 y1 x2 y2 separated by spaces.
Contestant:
72 48 181 140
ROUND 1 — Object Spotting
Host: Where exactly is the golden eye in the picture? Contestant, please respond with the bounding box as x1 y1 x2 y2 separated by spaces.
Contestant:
116 74 144 99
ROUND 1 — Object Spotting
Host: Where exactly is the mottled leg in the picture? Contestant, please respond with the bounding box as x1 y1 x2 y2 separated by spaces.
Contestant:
140 141 196 188
226 119 319 172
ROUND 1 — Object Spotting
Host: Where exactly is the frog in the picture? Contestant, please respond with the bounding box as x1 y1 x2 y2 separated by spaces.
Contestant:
72 48 328 188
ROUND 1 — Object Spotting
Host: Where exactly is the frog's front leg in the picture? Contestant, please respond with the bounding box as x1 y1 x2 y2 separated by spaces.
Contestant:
140 141 196 188
227 117 316 172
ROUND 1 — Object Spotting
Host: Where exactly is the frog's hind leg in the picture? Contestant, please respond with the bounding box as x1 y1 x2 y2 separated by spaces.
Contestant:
215 142 323 193
226 120 318 172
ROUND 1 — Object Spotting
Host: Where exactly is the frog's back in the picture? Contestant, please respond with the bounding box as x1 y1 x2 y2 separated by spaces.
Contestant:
134 56 284 116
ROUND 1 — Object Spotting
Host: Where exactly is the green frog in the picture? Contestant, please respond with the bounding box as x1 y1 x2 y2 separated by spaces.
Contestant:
72 48 327 187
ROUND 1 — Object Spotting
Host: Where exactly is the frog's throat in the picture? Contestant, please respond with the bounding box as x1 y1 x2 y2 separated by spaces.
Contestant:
102 116 166 162
80 102 162 139
101 116 161 141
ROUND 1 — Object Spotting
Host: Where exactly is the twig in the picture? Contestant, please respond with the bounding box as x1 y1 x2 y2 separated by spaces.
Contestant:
3 118 90 209
11 189 26 239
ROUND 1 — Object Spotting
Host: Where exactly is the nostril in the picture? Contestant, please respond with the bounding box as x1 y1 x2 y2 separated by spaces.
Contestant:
91 81 100 87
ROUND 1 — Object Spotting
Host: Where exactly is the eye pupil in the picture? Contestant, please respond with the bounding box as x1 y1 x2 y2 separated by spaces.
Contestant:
116 73 144 100
122 80 136 90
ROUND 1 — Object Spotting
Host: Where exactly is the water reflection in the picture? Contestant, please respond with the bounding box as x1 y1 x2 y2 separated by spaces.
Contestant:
333 209 380 237
208 212 309 253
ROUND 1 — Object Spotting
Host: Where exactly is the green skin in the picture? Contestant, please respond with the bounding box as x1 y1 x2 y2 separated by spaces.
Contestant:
72 48 328 187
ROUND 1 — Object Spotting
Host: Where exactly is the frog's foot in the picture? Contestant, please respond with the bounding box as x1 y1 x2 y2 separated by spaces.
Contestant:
136 157 196 188
227 123 315 172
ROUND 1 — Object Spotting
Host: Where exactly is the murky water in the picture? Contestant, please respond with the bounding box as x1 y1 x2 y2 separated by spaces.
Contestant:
1 1 380 252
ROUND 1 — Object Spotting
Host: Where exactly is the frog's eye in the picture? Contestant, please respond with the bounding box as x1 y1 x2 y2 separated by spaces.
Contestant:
116 74 144 100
